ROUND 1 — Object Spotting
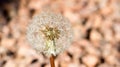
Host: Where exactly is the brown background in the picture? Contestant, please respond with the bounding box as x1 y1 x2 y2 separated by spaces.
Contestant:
0 0 120 67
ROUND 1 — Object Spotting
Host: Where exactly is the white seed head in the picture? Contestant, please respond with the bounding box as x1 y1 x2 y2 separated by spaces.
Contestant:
26 11 73 57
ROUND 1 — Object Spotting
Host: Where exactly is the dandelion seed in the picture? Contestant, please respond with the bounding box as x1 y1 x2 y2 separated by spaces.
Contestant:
26 11 73 57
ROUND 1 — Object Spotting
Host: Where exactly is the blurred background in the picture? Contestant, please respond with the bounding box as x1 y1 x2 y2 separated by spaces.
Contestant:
0 0 120 67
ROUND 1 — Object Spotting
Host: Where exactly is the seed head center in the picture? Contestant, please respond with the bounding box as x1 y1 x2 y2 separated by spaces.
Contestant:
41 26 60 40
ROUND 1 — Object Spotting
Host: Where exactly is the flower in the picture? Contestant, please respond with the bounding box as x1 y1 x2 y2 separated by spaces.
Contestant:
26 11 73 57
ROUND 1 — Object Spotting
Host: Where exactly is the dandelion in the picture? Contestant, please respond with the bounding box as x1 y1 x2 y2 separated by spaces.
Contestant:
26 11 73 67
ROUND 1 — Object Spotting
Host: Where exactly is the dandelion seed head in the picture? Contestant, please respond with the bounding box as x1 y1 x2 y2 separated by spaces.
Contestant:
26 11 73 57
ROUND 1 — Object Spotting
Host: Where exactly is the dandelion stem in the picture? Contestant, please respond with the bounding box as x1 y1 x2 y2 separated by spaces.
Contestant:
50 54 55 67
